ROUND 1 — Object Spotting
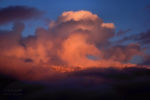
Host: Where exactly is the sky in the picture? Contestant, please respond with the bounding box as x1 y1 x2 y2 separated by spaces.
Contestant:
1 0 150 36
0 0 150 99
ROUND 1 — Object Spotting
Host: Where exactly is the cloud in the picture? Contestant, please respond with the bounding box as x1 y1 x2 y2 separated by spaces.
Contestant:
103 43 143 62
58 10 99 22
0 10 148 80
135 29 150 44
116 29 132 36
141 55 150 65
50 10 115 46
0 6 43 25
116 29 150 45
1 66 150 100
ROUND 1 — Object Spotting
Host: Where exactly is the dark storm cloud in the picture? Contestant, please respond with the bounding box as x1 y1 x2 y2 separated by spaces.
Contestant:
37 67 150 99
68 67 150 82
0 6 43 25
1 67 150 100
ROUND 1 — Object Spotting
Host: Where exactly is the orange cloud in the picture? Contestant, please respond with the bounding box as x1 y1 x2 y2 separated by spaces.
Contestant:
0 10 147 80
59 33 101 68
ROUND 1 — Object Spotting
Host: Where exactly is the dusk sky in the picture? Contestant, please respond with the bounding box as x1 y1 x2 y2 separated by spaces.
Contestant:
1 0 150 36
0 0 150 100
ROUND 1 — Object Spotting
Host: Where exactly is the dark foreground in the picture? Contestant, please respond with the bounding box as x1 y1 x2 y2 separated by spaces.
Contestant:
0 67 150 100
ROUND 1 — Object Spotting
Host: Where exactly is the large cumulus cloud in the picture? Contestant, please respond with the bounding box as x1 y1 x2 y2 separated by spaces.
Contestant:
0 10 148 80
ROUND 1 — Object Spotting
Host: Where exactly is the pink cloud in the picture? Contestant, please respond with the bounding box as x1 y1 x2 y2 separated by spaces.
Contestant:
0 10 147 80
